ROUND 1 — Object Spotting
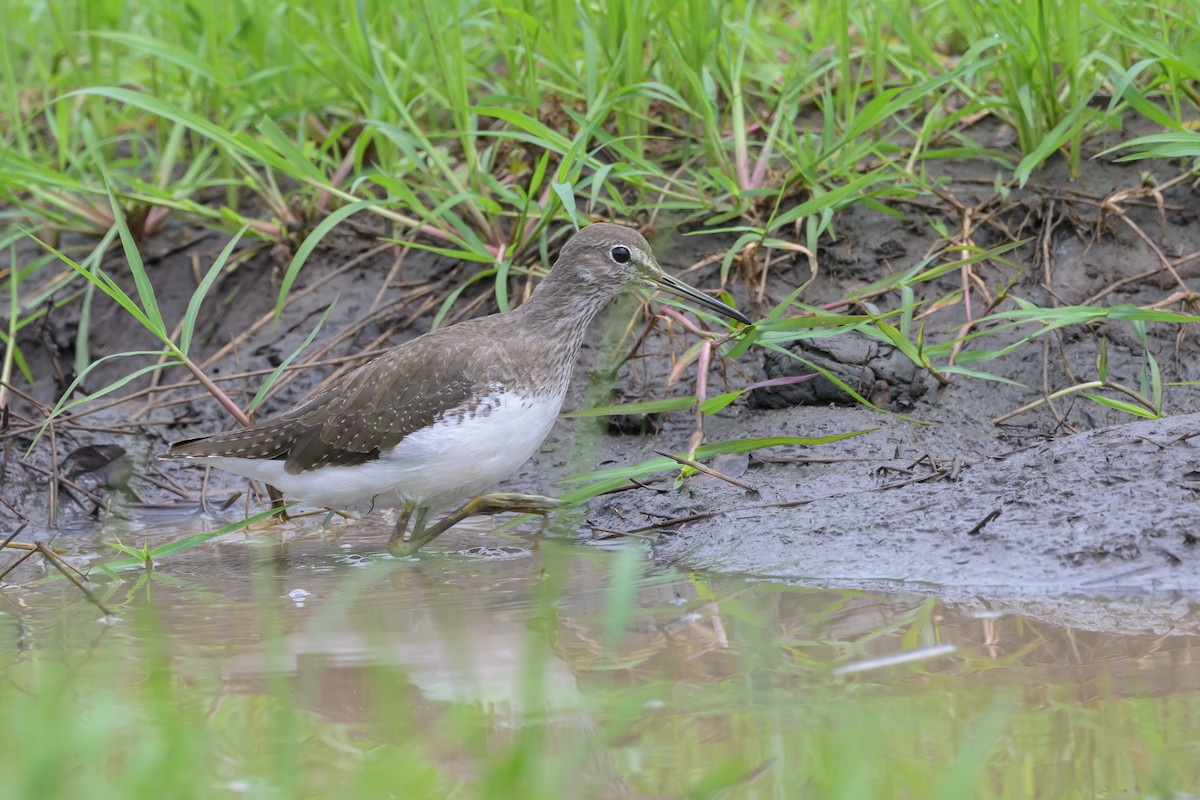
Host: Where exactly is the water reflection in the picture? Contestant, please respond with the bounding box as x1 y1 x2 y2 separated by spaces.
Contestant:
6 518 1200 703
2 516 1200 796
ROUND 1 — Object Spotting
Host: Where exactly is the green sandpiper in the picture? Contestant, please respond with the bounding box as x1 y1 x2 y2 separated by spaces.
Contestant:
162 223 750 553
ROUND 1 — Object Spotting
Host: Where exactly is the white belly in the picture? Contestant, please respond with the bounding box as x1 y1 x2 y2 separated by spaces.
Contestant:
205 392 564 512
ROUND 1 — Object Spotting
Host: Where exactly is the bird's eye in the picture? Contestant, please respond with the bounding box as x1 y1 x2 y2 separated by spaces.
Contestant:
611 245 631 264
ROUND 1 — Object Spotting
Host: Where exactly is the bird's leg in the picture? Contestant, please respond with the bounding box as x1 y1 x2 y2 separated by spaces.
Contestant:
388 501 416 549
387 503 432 550
390 492 561 556
409 506 430 541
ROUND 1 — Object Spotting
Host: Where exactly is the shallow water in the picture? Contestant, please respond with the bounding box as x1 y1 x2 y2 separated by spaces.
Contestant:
4 516 1200 798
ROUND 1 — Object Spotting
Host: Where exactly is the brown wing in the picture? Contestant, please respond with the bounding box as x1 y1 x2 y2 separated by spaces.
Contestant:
165 330 488 473
276 345 484 473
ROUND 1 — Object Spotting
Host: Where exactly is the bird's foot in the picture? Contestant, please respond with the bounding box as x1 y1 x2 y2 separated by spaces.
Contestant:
467 492 561 515
388 492 561 557
386 502 428 550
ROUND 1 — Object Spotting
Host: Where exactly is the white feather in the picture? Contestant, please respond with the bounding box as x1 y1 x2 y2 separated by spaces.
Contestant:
198 392 564 513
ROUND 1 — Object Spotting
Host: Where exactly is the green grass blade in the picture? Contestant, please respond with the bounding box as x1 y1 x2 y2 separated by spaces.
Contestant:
180 225 248 356
249 298 338 415
565 397 697 417
29 353 182 451
23 230 160 337
101 505 293 572
276 200 386 323
559 431 873 495
1082 393 1159 419
700 390 743 415
602 545 642 654
937 366 1027 387
105 180 166 337
65 87 296 174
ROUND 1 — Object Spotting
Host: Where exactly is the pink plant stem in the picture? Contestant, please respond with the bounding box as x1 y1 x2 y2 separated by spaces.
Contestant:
182 356 252 426
54 193 115 230
948 211 974 369
735 150 750 195
688 340 712 460
315 148 358 214
659 306 708 337
144 206 170 236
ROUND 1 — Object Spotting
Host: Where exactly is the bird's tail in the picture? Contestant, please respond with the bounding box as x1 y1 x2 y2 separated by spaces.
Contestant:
161 422 293 461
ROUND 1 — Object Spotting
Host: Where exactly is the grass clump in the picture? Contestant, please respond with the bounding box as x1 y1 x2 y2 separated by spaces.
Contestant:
3 0 1199 442
3 0 1196 247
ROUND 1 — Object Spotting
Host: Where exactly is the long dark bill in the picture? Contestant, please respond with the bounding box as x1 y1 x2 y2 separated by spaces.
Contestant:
651 274 752 325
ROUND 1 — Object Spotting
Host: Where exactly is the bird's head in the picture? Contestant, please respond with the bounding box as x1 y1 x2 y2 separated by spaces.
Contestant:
555 223 751 325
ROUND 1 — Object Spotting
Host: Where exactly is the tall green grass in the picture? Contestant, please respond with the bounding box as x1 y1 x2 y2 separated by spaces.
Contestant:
5 0 1195 249
2 1 1199 520
5 0 1200 434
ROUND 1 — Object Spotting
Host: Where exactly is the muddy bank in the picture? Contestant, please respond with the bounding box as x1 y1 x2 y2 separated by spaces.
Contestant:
587 409 1200 594
574 133 1200 600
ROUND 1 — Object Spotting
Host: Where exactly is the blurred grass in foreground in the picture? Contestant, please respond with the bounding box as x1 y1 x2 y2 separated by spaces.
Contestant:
1 538 1197 800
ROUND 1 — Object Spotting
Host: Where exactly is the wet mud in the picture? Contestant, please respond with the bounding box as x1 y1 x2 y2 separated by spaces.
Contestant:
584 135 1200 613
